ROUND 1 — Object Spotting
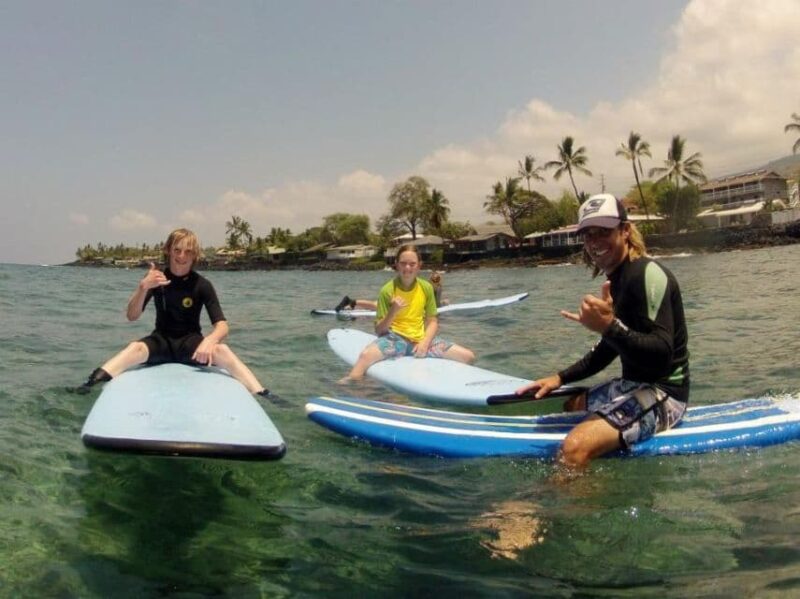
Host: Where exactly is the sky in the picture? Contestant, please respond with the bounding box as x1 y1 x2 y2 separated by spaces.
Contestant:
1 0 799 265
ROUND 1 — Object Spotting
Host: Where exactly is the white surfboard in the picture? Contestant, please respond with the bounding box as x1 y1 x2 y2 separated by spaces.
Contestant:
81 364 286 460
311 291 529 318
329 328 553 406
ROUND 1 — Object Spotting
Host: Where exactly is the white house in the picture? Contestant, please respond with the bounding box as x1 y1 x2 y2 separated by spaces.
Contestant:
326 244 379 261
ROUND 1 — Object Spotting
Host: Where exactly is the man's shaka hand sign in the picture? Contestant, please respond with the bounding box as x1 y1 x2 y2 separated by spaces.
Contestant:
561 281 615 334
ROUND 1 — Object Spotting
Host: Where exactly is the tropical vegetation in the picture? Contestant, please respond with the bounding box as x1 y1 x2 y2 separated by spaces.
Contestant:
545 136 592 202
616 131 652 219
77 119 798 264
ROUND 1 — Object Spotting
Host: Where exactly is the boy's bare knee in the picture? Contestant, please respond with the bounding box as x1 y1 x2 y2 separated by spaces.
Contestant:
127 341 148 360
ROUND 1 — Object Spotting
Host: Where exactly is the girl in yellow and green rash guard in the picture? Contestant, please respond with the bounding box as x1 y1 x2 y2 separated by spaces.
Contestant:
339 245 475 382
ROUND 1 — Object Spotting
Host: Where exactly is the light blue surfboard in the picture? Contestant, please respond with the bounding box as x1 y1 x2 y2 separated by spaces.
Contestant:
306 395 800 459
328 328 570 406
311 291 529 317
81 364 286 460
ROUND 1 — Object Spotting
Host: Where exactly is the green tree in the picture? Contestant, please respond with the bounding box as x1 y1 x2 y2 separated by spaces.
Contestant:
785 112 800 154
226 231 241 250
616 131 652 219
323 213 371 245
225 215 243 250
545 136 593 201
553 190 580 226
655 184 701 232
517 154 546 192
648 135 706 232
267 227 292 246
386 176 431 239
484 177 548 240
375 213 406 246
438 220 476 240
225 215 252 249
422 188 451 234
623 181 659 220
287 226 326 252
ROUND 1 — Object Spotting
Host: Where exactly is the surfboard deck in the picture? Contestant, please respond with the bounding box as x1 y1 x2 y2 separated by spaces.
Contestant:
328 328 558 406
306 395 800 458
311 292 529 317
81 364 286 460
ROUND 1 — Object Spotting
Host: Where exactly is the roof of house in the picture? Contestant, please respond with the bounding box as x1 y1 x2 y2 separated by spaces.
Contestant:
388 235 444 247
697 201 765 217
302 242 333 253
700 169 785 190
525 225 579 239
328 244 377 251
473 223 515 236
456 232 515 242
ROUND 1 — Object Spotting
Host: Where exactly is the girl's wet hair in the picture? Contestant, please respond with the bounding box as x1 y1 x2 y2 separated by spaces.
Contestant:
396 244 422 263
163 228 201 266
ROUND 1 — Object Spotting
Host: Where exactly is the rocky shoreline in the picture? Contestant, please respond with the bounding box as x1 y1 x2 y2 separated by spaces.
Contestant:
67 222 800 272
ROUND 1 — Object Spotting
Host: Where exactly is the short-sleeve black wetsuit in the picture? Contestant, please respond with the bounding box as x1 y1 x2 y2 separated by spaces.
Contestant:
558 256 690 403
139 269 226 365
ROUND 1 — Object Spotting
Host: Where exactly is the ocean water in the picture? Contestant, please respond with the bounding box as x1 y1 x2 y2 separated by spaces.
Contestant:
1 245 800 597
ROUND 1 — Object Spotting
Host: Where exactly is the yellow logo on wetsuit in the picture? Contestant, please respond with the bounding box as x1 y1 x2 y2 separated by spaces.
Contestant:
182 297 193 308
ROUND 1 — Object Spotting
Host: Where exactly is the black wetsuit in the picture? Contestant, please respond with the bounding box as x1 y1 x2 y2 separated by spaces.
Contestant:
558 256 690 403
140 269 226 365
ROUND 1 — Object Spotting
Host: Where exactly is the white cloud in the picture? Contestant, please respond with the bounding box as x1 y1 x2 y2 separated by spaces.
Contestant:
69 213 89 225
175 179 389 246
338 169 386 196
415 0 800 223
158 0 800 240
109 209 158 231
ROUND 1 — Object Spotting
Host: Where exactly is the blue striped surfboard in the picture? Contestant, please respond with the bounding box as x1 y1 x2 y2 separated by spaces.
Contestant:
305 395 800 458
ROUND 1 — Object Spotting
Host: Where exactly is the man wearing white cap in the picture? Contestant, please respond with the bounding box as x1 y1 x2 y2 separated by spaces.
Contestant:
517 193 690 469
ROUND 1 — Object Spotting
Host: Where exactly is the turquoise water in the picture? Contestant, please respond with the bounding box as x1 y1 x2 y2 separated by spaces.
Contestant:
1 246 800 597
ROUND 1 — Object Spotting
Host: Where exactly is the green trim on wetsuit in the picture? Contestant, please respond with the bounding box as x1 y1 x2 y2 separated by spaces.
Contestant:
644 261 668 322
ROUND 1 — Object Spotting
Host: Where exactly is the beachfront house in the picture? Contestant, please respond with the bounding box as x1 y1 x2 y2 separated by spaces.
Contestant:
211 247 246 266
326 244 379 261
384 235 444 264
525 225 582 251
446 225 516 262
249 245 287 265
697 170 788 228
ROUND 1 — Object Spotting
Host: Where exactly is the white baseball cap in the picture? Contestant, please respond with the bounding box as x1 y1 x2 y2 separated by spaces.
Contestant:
577 194 628 231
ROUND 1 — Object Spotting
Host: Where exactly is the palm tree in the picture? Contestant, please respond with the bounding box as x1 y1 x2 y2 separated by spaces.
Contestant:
616 131 652 219
785 112 800 154
225 215 253 249
517 154 546 192
545 136 592 202
425 188 451 233
238 219 253 247
649 135 706 232
225 215 243 248
648 135 706 188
